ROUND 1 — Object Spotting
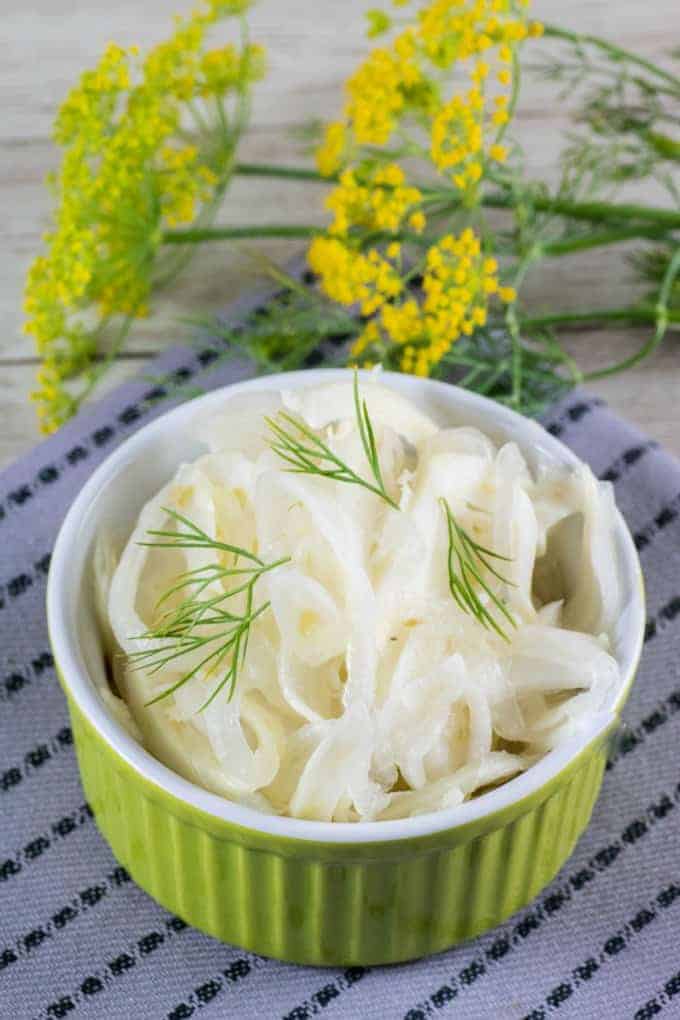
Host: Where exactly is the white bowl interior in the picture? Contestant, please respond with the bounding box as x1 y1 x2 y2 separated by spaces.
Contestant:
47 370 645 843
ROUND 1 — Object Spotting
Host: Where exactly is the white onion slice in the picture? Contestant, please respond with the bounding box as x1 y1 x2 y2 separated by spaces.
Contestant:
103 381 623 821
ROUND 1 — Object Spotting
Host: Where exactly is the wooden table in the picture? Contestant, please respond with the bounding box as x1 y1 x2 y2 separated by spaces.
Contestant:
3 0 678 468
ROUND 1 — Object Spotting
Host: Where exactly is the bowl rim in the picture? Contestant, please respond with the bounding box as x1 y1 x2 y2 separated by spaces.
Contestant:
47 368 645 845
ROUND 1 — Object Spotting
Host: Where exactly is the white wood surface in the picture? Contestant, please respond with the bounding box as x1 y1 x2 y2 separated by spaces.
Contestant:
2 0 678 467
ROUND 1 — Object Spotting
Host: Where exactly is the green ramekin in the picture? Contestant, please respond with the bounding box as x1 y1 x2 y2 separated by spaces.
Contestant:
47 370 645 966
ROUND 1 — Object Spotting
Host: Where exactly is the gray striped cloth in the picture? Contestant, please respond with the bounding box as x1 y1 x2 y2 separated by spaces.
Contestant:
1 283 679 1020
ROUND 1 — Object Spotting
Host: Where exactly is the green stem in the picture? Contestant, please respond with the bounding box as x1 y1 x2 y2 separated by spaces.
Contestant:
162 224 319 244
233 162 680 228
186 98 210 136
541 224 676 257
215 94 230 140
494 46 521 147
482 180 680 229
645 130 680 161
506 246 540 406
584 247 680 379
541 24 680 91
234 161 331 182
521 305 680 330
163 221 675 253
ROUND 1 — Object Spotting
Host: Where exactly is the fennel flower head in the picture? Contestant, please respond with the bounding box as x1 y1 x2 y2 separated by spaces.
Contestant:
24 0 265 433
311 0 542 377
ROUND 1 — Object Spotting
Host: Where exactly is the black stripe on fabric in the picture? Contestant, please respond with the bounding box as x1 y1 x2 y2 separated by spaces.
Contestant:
197 348 219 368
0 651 54 704
164 955 270 1020
0 803 92 885
607 686 680 772
634 490 680 552
277 969 369 1020
520 881 680 1020
0 391 164 532
543 398 605 438
0 726 72 795
634 967 680 1019
598 440 658 484
0 391 169 531
289 779 679 1020
0 553 51 612
0 866 130 974
643 593 680 647
34 916 190 1020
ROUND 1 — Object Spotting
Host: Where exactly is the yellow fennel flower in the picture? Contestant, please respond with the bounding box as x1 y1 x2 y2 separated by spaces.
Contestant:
325 163 423 236
366 9 393 38
24 0 264 433
331 227 510 380
408 227 501 371
350 319 381 358
315 0 541 204
200 42 265 96
344 32 431 145
308 237 402 316
416 0 532 68
409 210 426 232
316 121 347 177
380 298 422 345
305 0 544 380
158 145 218 226
432 93 482 169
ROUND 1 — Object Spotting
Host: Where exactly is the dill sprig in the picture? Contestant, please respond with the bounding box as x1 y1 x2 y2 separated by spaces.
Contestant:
265 372 400 509
130 508 289 710
440 498 516 642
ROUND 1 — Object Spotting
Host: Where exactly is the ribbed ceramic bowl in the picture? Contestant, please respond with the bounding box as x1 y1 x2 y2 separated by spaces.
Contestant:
47 369 645 966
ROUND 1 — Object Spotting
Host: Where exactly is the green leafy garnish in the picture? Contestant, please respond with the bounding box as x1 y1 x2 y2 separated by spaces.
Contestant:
130 508 289 710
265 372 400 510
440 497 517 642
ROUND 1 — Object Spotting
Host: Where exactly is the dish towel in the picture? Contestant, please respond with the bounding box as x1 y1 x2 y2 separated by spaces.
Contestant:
2 283 680 1020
